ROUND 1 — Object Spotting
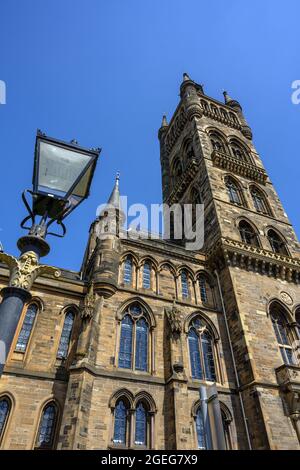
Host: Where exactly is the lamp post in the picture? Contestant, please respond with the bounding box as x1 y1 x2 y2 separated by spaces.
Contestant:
0 130 100 375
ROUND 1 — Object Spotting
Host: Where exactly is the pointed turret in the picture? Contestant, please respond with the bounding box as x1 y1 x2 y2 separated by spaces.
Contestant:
158 114 169 140
107 173 121 211
223 90 253 140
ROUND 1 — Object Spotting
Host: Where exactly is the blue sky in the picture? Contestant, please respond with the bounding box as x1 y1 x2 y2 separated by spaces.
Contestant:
0 1 299 271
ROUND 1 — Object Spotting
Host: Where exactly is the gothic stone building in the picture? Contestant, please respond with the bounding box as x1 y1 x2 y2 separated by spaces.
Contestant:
0 74 300 450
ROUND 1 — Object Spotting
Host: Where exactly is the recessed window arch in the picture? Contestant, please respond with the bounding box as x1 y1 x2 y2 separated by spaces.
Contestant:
267 229 289 256
220 404 233 450
225 176 244 205
57 310 75 359
250 186 271 215
195 406 207 449
35 401 58 450
123 255 134 285
15 302 39 353
270 303 295 365
182 138 194 166
296 308 300 340
142 261 151 289
209 131 227 154
118 302 151 372
188 316 217 382
0 396 11 444
197 274 215 307
171 156 183 180
112 398 130 445
229 138 250 162
180 270 190 300
238 220 259 247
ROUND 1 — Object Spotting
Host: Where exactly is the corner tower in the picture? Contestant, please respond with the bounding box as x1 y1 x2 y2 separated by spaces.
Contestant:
159 74 300 449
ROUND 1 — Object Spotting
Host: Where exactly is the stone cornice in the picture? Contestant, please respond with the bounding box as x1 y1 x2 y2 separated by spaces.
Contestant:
208 237 300 283
211 150 267 184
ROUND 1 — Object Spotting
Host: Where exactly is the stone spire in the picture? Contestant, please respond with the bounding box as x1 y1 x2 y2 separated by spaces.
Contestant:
223 90 253 140
107 172 121 211
158 114 169 140
223 90 242 110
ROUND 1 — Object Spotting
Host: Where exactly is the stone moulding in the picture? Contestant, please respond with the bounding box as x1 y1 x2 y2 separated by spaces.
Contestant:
211 150 267 184
208 237 300 284
166 157 200 205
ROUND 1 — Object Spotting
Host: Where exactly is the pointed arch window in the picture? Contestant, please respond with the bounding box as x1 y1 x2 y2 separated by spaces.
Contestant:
196 407 207 449
225 177 243 205
221 410 232 450
181 271 190 299
57 310 74 359
142 262 151 289
191 188 202 227
210 132 226 153
267 229 288 256
135 402 147 446
123 256 133 285
239 220 259 247
35 402 58 449
118 303 149 372
188 317 217 381
113 399 128 445
15 303 38 353
270 306 295 365
250 187 270 214
199 276 208 304
296 308 300 340
230 139 249 162
0 397 11 443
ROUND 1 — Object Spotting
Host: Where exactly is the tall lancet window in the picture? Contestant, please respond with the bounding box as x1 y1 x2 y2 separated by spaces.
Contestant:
0 397 11 442
188 317 217 381
57 311 74 359
118 303 150 372
35 402 58 449
123 256 133 285
113 400 128 445
181 271 190 299
196 407 207 450
142 262 151 289
15 303 38 352
135 402 147 446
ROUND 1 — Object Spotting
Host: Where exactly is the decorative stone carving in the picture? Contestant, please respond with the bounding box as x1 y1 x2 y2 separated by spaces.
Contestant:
165 301 182 335
280 291 293 306
0 251 60 291
81 282 96 320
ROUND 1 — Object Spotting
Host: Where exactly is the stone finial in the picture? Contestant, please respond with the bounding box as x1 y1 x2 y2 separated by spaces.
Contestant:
183 72 191 82
161 114 168 128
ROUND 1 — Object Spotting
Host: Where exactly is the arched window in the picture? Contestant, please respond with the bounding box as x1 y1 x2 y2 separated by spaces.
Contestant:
267 229 288 256
270 305 295 365
196 407 207 449
0 397 11 443
35 402 58 449
198 275 214 307
15 303 38 353
118 303 149 372
135 402 148 446
181 271 190 299
239 220 259 247
210 132 226 153
113 399 128 445
225 177 243 205
142 262 151 289
188 317 216 381
123 256 133 285
230 139 249 162
250 187 270 214
221 408 232 450
57 311 74 359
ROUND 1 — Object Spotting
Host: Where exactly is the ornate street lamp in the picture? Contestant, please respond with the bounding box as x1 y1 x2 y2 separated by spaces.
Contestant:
0 130 100 374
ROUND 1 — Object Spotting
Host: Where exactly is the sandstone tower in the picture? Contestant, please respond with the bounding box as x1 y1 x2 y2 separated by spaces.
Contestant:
0 74 299 450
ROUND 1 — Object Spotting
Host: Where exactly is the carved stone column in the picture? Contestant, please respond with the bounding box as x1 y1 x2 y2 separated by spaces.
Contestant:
165 301 185 378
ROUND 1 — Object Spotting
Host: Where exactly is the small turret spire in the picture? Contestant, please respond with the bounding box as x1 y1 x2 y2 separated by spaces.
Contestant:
107 172 121 209
223 90 242 110
183 72 191 82
161 114 168 127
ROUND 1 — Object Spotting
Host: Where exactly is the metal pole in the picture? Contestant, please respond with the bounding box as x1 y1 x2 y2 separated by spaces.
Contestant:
0 234 51 376
207 383 226 450
199 385 213 450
